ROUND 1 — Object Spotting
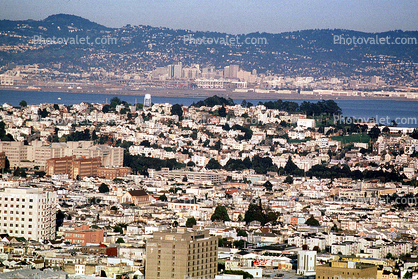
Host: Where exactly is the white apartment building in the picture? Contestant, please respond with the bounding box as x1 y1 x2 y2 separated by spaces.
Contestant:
0 188 57 241
297 250 317 276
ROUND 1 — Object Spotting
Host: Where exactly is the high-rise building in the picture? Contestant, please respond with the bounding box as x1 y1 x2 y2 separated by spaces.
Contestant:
224 66 230 78
146 228 218 279
0 188 57 241
297 250 316 276
229 65 239 79
173 62 183 78
144 94 152 107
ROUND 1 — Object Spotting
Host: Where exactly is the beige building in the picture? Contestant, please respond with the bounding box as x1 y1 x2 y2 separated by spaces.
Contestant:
316 261 377 279
146 228 218 279
0 141 27 167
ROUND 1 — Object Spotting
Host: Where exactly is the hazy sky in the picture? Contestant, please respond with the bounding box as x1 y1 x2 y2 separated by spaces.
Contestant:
1 0 417 34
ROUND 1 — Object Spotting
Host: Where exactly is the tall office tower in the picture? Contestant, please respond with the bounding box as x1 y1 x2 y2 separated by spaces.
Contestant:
229 65 239 79
146 228 218 279
173 62 183 78
223 66 230 78
0 188 57 241
297 250 317 276
144 94 152 107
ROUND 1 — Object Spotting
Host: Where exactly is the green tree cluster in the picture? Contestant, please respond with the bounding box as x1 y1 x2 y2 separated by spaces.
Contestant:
211 206 230 222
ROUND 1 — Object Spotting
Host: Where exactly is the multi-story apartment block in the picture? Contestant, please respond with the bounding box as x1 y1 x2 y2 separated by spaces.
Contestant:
64 225 104 246
97 167 131 179
46 156 101 179
0 187 57 241
0 141 26 167
146 228 218 279
0 151 6 169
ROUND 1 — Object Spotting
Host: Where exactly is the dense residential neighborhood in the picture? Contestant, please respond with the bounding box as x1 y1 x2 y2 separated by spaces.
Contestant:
0 95 418 278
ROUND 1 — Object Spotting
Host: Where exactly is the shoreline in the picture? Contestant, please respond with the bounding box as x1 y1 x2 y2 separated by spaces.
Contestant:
1 86 417 102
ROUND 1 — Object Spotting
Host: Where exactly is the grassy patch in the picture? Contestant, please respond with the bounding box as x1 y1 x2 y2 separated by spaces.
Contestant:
330 134 370 144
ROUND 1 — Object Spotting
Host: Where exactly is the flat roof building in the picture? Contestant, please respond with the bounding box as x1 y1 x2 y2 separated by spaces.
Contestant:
146 228 218 279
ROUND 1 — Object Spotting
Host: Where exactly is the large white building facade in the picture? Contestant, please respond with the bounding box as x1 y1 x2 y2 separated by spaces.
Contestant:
0 188 57 241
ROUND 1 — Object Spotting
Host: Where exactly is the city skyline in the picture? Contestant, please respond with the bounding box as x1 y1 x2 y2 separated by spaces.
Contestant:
1 0 418 34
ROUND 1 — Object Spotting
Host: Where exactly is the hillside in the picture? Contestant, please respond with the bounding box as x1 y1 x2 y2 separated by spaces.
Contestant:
0 14 417 83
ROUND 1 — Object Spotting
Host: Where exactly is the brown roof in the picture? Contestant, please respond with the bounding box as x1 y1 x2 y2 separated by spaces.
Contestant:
128 190 148 197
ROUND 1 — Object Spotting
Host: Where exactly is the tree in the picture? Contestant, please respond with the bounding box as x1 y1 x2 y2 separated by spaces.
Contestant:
19 100 27 107
158 194 168 201
206 158 222 169
113 226 123 234
283 157 303 176
211 205 230 222
410 129 418 139
186 217 196 228
385 253 393 259
116 238 125 243
13 167 27 178
368 126 381 140
244 199 265 225
263 181 273 191
99 183 109 193
382 126 390 134
233 239 246 249
284 175 294 184
102 104 110 113
110 97 122 108
218 105 227 117
305 216 320 227
182 175 188 182
237 230 248 237
171 104 183 120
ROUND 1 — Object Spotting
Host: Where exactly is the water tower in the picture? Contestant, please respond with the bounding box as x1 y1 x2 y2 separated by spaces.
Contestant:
144 94 151 107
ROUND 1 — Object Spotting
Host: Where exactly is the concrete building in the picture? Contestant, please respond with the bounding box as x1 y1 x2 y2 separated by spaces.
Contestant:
146 228 218 279
97 167 131 179
297 250 317 276
64 225 104 246
0 141 26 167
0 151 6 169
149 168 224 184
316 261 377 279
46 156 101 179
0 187 57 241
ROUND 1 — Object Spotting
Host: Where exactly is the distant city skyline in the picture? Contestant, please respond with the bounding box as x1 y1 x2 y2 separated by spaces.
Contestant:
1 0 418 34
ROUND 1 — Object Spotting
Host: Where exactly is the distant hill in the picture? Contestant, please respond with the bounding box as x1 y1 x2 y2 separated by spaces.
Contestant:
0 14 417 83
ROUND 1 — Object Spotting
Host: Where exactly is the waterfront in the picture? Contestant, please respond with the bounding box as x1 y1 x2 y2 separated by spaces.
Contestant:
0 90 417 127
